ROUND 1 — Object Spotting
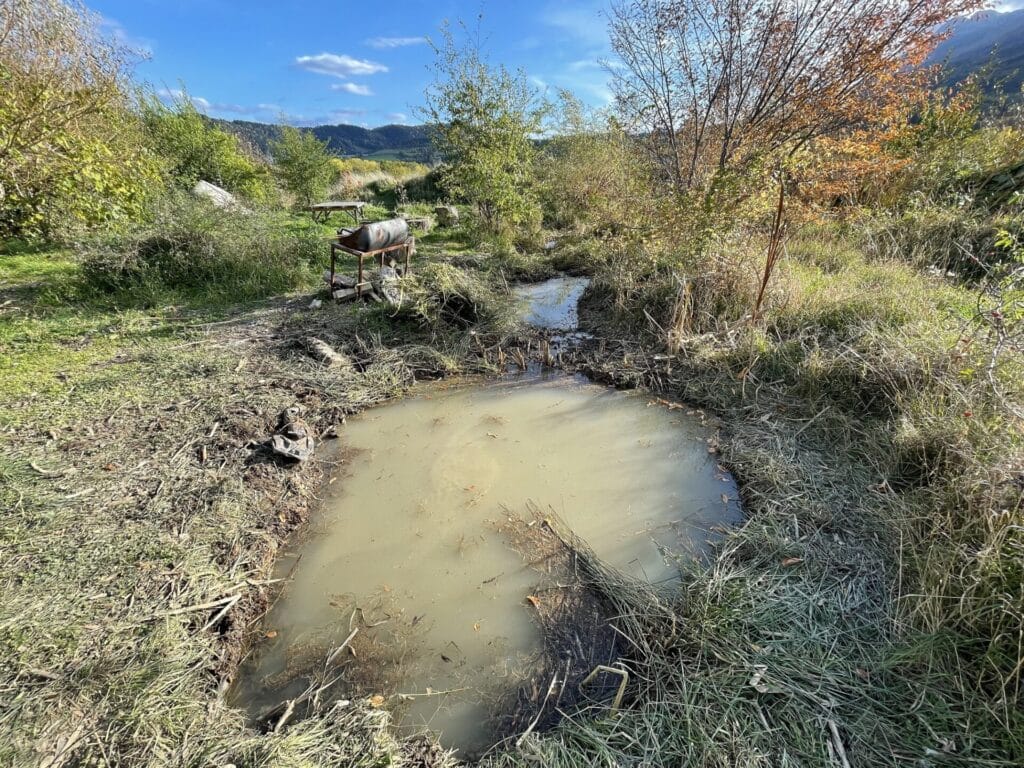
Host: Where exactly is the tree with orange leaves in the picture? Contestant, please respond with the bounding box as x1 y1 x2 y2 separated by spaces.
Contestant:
608 0 988 194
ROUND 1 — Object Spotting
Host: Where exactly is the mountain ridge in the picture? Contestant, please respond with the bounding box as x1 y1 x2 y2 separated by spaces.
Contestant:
929 8 1024 97
214 119 435 162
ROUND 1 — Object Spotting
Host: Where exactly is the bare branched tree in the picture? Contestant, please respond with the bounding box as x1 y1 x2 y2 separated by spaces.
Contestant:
608 0 987 193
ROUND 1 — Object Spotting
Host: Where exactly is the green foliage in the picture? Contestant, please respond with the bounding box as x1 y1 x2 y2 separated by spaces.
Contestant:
884 84 1024 205
538 92 654 234
0 0 163 238
331 156 381 175
0 100 163 238
423 22 546 240
140 94 273 202
81 194 322 304
271 126 336 207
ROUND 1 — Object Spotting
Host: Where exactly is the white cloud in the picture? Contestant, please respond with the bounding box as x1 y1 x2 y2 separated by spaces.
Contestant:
540 3 608 46
386 112 409 123
329 109 368 120
330 82 374 96
156 89 286 117
569 59 602 72
367 36 426 48
99 15 153 56
295 52 388 77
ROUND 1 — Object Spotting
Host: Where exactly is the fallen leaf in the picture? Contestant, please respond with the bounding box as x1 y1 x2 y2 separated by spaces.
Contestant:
855 667 870 681
265 630 278 639
368 694 385 708
472 621 482 632
525 595 541 609
721 493 731 504
781 557 803 567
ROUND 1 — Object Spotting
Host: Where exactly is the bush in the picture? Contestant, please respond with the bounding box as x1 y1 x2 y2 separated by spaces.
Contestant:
81 195 322 304
0 0 163 238
271 126 336 207
537 93 655 235
140 95 273 203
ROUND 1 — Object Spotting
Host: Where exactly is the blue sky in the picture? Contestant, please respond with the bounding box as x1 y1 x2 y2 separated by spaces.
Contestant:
88 0 615 127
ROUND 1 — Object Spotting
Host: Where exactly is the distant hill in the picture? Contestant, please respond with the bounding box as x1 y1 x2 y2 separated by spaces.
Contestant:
215 119 436 162
929 9 1024 98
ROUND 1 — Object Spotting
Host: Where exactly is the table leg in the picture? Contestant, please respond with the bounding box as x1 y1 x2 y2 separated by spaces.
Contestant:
357 254 363 298
330 247 336 299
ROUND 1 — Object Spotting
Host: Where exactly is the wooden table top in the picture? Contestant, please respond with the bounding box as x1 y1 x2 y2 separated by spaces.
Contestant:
309 201 367 210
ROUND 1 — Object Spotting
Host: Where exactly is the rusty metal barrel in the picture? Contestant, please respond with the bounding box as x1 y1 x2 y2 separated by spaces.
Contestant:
356 218 409 251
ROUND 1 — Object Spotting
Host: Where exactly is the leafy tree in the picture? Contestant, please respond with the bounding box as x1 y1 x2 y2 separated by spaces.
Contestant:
140 93 272 202
423 22 547 237
270 126 335 207
608 0 987 194
0 0 162 237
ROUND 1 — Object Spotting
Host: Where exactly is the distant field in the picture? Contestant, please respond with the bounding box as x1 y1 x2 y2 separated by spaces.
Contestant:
358 148 433 162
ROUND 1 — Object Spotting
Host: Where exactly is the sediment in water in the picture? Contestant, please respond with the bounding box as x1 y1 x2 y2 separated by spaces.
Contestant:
231 371 742 756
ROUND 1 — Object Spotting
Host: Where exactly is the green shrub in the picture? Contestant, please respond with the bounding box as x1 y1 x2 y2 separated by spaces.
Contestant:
537 93 655 235
140 95 273 202
271 126 336 207
0 1 164 238
424 23 546 242
81 195 321 304
330 157 380 175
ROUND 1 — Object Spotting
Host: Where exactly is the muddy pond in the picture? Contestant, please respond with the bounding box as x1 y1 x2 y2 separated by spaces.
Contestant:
231 278 742 758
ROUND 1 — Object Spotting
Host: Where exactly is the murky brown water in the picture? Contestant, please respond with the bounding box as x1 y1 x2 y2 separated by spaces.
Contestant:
232 372 740 756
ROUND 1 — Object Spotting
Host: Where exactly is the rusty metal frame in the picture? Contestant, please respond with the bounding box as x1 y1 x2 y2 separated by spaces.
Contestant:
329 237 414 299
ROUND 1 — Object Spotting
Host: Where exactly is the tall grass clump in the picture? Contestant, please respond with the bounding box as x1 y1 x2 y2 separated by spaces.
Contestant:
329 158 434 206
397 261 517 334
81 194 323 305
563 211 1024 764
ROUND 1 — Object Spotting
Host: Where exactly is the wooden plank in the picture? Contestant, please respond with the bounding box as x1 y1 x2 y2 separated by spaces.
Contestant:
334 241 410 258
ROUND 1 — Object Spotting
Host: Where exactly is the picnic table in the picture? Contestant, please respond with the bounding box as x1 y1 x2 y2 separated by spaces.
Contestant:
309 200 366 224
